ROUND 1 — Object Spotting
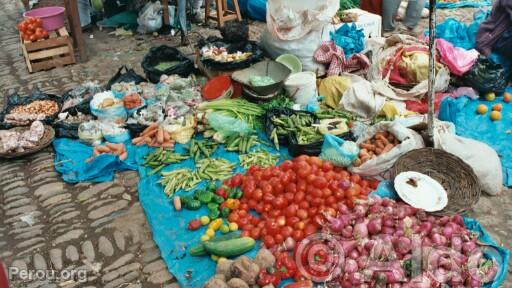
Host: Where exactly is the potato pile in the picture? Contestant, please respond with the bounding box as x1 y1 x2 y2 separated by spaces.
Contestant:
353 131 401 167
11 100 59 115
86 142 128 162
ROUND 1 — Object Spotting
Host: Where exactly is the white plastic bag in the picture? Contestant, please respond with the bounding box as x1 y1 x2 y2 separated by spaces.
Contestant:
137 1 163 34
434 122 503 196
349 121 425 177
266 0 339 41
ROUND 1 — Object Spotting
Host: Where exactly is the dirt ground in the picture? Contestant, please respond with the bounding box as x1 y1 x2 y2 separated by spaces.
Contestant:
0 0 509 287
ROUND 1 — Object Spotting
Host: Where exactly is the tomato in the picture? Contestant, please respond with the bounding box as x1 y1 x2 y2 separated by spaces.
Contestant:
276 215 286 227
296 209 308 220
242 224 254 231
263 193 275 203
255 203 264 213
34 17 43 27
252 188 263 201
323 207 336 217
325 196 336 206
306 174 316 184
281 160 293 171
308 207 318 216
239 202 249 211
274 183 284 195
298 201 309 209
297 179 307 192
322 188 333 198
296 162 311 178
267 220 280 234
274 233 284 244
29 34 37 41
294 221 305 230
241 230 250 237
250 227 261 239
285 182 297 194
248 199 257 208
283 192 293 203
269 209 281 218
261 182 273 194
263 203 272 212
263 235 275 248
286 216 300 227
346 187 360 198
262 168 272 180
294 191 305 202
313 177 328 189
248 165 261 174
334 190 345 200
312 198 323 207
281 172 291 185
18 22 27 33
281 226 293 238
312 214 325 228
350 174 362 183
238 217 250 226
304 224 317 236
274 196 287 209
253 171 263 181
285 204 297 217
228 211 239 223
322 161 333 172
292 230 304 241
238 210 248 217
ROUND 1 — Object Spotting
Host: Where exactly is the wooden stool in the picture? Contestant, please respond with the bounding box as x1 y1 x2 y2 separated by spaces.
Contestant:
205 0 242 28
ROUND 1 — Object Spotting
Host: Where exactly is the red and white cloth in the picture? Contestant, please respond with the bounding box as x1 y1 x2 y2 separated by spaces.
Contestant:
313 41 370 76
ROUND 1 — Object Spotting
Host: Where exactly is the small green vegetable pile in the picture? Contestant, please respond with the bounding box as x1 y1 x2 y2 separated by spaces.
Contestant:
187 139 219 161
144 148 189 175
224 134 264 154
195 158 236 181
239 149 280 169
160 169 201 196
270 112 323 147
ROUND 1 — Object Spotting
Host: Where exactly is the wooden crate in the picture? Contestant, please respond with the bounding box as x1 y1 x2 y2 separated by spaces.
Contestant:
21 27 76 73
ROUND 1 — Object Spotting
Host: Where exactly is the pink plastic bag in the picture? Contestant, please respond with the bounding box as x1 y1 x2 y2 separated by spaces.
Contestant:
436 38 479 76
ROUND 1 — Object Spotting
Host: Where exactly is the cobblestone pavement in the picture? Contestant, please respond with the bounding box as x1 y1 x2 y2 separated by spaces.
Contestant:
0 0 510 287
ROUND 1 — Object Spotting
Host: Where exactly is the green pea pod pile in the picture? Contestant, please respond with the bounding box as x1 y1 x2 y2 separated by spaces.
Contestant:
160 169 201 196
187 140 219 161
195 158 235 180
144 148 189 176
239 149 280 169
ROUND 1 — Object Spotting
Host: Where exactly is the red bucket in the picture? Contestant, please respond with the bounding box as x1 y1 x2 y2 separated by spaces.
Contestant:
202 76 234 101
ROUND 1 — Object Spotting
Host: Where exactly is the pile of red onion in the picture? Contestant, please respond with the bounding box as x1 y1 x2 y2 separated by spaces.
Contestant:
321 196 498 287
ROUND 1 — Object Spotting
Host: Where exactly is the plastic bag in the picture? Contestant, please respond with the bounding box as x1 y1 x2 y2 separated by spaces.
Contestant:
220 21 249 43
288 134 324 157
198 37 264 71
90 92 127 124
137 1 162 34
106 66 146 90
141 45 194 83
330 23 364 57
349 121 425 177
320 134 359 167
206 113 253 138
162 115 196 144
433 121 503 196
318 76 352 109
61 81 102 114
266 0 339 41
462 56 509 94
436 38 479 76
0 90 62 129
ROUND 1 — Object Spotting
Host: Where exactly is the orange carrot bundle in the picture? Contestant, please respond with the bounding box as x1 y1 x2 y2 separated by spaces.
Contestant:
132 124 174 148
352 131 402 167
86 142 128 163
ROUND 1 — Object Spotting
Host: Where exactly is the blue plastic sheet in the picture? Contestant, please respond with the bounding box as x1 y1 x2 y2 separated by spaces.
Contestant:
137 133 289 287
371 181 509 288
439 95 512 187
229 0 266 21
426 11 489 50
330 24 365 58
425 0 491 9
53 138 137 183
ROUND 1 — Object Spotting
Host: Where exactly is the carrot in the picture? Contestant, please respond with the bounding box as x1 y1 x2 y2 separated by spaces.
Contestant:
382 143 395 154
361 155 371 162
375 140 385 149
85 156 95 163
96 146 111 153
161 141 174 148
375 134 389 145
132 137 145 145
119 152 128 161
163 130 171 141
145 123 158 132
360 143 376 151
141 129 158 138
157 127 164 144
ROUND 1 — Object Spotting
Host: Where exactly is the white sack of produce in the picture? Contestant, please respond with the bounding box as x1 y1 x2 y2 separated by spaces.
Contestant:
350 121 424 177
339 73 386 119
368 34 450 101
90 91 127 124
434 123 503 196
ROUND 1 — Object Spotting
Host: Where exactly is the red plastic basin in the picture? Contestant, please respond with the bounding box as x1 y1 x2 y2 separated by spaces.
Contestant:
24 6 66 31
202 76 233 100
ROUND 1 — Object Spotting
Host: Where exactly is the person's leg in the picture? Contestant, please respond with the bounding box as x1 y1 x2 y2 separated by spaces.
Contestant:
403 0 426 30
382 0 402 32
191 0 204 23
178 0 190 45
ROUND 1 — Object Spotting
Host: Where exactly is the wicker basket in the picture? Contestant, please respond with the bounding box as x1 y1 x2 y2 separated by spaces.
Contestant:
0 125 55 159
391 148 480 216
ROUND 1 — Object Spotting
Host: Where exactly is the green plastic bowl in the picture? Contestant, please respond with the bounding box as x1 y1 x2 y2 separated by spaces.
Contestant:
276 54 302 74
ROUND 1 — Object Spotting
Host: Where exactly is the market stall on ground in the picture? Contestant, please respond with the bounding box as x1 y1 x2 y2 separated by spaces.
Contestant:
2 0 511 287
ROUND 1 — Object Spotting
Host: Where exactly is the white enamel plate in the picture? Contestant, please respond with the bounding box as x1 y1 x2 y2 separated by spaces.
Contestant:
394 171 448 212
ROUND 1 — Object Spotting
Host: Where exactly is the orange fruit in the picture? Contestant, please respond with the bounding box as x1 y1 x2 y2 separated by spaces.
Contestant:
504 92 511 103
485 92 496 101
492 104 503 111
490 111 502 121
476 104 488 115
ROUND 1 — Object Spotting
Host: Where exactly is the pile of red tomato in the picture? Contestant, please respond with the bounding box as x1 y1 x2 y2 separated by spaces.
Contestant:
17 17 49 42
219 155 379 250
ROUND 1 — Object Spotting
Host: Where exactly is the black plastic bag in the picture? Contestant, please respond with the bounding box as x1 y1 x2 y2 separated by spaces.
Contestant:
198 36 264 71
0 90 62 129
462 56 509 94
288 131 356 157
53 122 80 139
220 21 249 43
264 108 318 148
141 45 194 83
106 65 146 90
61 83 103 115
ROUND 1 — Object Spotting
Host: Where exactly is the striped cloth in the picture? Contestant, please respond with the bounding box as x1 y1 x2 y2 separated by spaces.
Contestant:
314 41 370 76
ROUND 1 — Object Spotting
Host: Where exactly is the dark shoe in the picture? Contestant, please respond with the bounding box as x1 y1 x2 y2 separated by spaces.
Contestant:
191 12 203 24
181 34 190 46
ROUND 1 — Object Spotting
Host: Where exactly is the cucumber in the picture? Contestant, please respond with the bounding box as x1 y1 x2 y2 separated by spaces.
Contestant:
188 231 241 256
204 237 255 257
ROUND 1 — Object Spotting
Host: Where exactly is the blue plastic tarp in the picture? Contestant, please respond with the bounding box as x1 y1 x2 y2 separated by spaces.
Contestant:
425 0 491 8
137 133 289 287
438 95 512 187
425 12 488 50
371 181 510 288
229 0 266 21
53 138 138 183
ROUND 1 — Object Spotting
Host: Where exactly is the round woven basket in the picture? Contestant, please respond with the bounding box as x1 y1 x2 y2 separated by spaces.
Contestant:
0 125 55 159
391 148 480 216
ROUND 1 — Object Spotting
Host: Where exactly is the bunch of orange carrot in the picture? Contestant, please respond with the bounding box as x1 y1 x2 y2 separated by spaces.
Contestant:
132 123 175 148
86 143 128 162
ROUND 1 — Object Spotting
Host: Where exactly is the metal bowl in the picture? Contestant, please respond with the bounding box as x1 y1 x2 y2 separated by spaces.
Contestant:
232 60 291 96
